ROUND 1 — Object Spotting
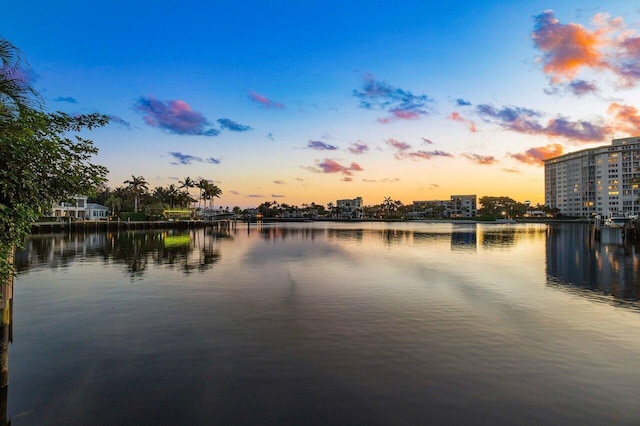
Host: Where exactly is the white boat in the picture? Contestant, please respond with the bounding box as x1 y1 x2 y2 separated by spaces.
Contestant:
604 213 636 228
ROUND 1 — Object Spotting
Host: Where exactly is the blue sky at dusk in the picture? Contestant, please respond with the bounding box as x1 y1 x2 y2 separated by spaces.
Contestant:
3 1 640 208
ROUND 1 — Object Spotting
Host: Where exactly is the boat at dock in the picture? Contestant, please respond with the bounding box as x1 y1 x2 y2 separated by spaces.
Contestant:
603 213 637 228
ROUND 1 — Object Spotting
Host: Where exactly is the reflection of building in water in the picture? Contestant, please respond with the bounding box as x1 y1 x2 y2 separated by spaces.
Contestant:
451 225 477 251
546 224 640 301
544 136 640 218
14 233 109 271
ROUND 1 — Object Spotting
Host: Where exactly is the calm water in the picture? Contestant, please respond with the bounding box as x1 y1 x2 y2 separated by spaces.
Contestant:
8 222 640 425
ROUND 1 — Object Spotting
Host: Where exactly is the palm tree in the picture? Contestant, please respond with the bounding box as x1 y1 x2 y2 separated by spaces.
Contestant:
0 38 42 120
152 186 168 205
124 175 148 213
176 191 195 209
167 184 180 208
104 194 121 217
203 182 222 210
179 176 195 189
327 202 334 217
197 179 210 210
383 196 393 218
394 199 403 216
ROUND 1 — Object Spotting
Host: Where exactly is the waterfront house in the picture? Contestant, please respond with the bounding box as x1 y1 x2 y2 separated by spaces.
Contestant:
86 203 110 219
336 197 364 219
51 196 110 220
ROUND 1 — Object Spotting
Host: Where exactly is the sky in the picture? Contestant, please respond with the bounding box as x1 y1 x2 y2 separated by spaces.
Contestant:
3 1 640 208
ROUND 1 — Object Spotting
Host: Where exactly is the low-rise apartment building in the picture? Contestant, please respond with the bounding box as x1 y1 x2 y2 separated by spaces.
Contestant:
412 195 477 218
449 195 477 218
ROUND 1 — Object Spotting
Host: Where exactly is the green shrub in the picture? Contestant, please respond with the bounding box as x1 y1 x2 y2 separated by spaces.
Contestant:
120 212 147 221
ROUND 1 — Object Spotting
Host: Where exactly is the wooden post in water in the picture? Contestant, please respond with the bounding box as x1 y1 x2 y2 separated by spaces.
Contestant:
0 248 14 425
0 248 13 388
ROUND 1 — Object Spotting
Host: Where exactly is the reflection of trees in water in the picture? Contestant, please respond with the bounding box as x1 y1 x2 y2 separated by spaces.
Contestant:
16 229 227 278
379 229 412 245
481 228 517 247
327 229 364 242
257 226 326 241
103 232 163 278
14 233 108 272
103 230 224 277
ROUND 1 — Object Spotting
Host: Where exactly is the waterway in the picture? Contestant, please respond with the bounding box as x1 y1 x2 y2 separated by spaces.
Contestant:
7 222 640 424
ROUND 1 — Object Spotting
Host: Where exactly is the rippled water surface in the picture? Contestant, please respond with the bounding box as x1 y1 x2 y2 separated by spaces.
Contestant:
9 222 640 424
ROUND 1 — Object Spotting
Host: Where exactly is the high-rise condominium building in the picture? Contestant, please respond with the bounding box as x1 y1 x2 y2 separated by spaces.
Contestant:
544 136 640 217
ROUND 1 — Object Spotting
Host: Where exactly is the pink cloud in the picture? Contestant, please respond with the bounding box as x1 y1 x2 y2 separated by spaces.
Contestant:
391 109 420 120
406 150 454 160
510 144 564 166
377 109 421 123
448 112 477 132
532 10 640 87
607 103 640 135
386 138 453 160
463 153 498 165
476 103 608 143
532 10 607 83
135 96 219 136
310 159 364 176
348 141 369 154
386 138 411 151
248 91 285 109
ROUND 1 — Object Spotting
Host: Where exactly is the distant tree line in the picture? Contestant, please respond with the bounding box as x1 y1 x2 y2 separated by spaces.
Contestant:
477 196 560 219
90 175 224 219
251 197 561 220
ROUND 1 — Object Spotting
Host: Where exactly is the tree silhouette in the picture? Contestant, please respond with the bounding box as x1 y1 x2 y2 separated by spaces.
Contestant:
124 175 148 212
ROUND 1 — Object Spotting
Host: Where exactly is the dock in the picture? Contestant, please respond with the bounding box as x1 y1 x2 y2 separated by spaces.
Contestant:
30 219 237 234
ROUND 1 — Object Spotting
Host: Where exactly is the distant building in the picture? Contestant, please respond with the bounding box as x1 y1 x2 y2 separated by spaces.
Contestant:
412 200 448 218
336 197 363 219
449 195 477 218
281 209 304 219
245 208 260 219
197 208 224 219
51 196 109 219
544 136 640 217
524 209 547 218
412 195 477 218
